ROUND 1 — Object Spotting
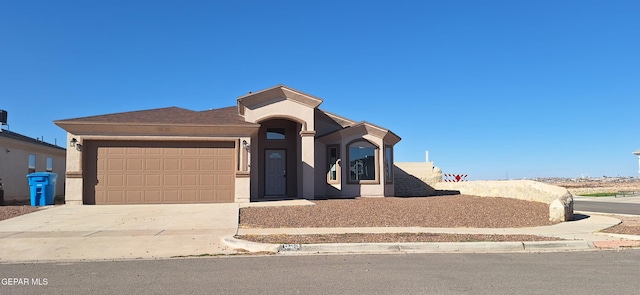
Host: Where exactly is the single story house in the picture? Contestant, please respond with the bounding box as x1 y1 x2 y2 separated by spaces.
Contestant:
0 127 66 201
54 85 400 205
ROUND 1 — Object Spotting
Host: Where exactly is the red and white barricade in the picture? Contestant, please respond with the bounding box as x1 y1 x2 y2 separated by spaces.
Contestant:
444 174 467 182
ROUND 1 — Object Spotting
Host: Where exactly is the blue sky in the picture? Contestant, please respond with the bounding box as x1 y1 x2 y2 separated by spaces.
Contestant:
1 1 639 180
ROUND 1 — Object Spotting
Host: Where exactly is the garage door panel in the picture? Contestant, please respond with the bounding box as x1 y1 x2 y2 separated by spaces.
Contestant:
182 148 198 155
200 175 215 185
164 175 179 186
126 191 142 203
182 175 197 186
94 142 235 204
127 148 143 155
144 190 162 202
145 159 162 171
163 148 179 155
145 175 161 186
217 158 234 170
163 190 179 202
182 190 198 202
182 159 198 170
200 159 215 170
107 175 124 186
216 189 233 201
218 174 233 186
164 159 180 171
108 159 124 170
126 175 143 186
107 191 124 203
127 159 143 170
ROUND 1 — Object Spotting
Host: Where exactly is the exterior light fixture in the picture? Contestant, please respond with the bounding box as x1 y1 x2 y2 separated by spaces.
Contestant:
70 138 77 147
242 140 250 151
76 143 83 152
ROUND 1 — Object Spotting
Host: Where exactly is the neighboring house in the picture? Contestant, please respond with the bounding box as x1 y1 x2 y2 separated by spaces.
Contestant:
54 85 401 205
0 128 66 201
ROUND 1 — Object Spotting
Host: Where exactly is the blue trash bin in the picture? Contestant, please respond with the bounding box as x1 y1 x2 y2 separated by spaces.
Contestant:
26 172 58 206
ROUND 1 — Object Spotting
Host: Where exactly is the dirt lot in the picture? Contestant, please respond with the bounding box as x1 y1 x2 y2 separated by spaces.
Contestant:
546 177 640 196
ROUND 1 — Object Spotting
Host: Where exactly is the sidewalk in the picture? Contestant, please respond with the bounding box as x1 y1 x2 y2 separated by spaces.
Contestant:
228 210 640 255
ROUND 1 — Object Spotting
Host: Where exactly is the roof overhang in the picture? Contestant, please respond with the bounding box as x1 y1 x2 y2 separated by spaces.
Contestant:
237 85 323 113
317 121 401 145
54 121 259 137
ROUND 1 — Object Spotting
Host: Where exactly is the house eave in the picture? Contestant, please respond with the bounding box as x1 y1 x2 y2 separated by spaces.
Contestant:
237 85 323 111
55 121 260 137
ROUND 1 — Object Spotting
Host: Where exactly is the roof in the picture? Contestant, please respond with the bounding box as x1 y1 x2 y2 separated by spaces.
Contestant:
54 106 257 126
0 129 66 151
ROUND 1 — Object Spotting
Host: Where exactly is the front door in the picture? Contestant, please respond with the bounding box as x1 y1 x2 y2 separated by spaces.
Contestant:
265 149 286 196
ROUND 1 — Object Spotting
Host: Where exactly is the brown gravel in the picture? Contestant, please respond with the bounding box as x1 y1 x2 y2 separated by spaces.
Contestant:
238 233 563 244
601 215 640 235
239 195 555 229
0 200 44 221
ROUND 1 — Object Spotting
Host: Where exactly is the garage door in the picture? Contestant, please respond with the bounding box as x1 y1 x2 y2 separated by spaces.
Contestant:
93 141 235 204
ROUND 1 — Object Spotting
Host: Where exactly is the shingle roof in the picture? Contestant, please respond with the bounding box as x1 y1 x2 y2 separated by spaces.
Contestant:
0 129 66 151
55 106 255 126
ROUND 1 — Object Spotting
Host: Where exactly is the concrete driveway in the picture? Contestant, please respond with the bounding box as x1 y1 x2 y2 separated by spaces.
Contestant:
0 204 240 262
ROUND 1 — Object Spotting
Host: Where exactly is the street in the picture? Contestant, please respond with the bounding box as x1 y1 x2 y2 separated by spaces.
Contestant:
574 196 640 215
1 251 639 294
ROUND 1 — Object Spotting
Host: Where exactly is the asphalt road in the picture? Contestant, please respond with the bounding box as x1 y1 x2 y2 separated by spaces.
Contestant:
574 200 640 215
1 252 639 295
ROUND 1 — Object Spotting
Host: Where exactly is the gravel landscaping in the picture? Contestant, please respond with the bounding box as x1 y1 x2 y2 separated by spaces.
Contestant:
600 215 640 235
0 200 44 221
240 195 555 229
238 195 563 243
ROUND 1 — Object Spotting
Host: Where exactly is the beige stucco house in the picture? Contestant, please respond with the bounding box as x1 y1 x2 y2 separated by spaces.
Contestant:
54 85 401 205
0 128 66 201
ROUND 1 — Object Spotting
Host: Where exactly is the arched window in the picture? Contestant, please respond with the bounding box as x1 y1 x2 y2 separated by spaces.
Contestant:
347 140 378 183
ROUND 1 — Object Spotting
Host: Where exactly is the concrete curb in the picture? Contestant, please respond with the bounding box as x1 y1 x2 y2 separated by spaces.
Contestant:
597 233 640 241
224 238 596 255
222 236 280 253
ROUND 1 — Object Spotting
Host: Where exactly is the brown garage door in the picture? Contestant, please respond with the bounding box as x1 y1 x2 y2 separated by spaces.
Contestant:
92 141 235 204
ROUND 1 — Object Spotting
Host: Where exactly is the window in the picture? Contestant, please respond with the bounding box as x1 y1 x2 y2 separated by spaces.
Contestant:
46 158 53 172
348 140 378 183
327 145 340 183
28 154 36 174
266 128 286 140
384 146 393 184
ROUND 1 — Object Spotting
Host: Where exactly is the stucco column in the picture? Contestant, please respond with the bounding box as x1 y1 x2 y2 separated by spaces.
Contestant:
300 131 316 199
65 133 83 205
